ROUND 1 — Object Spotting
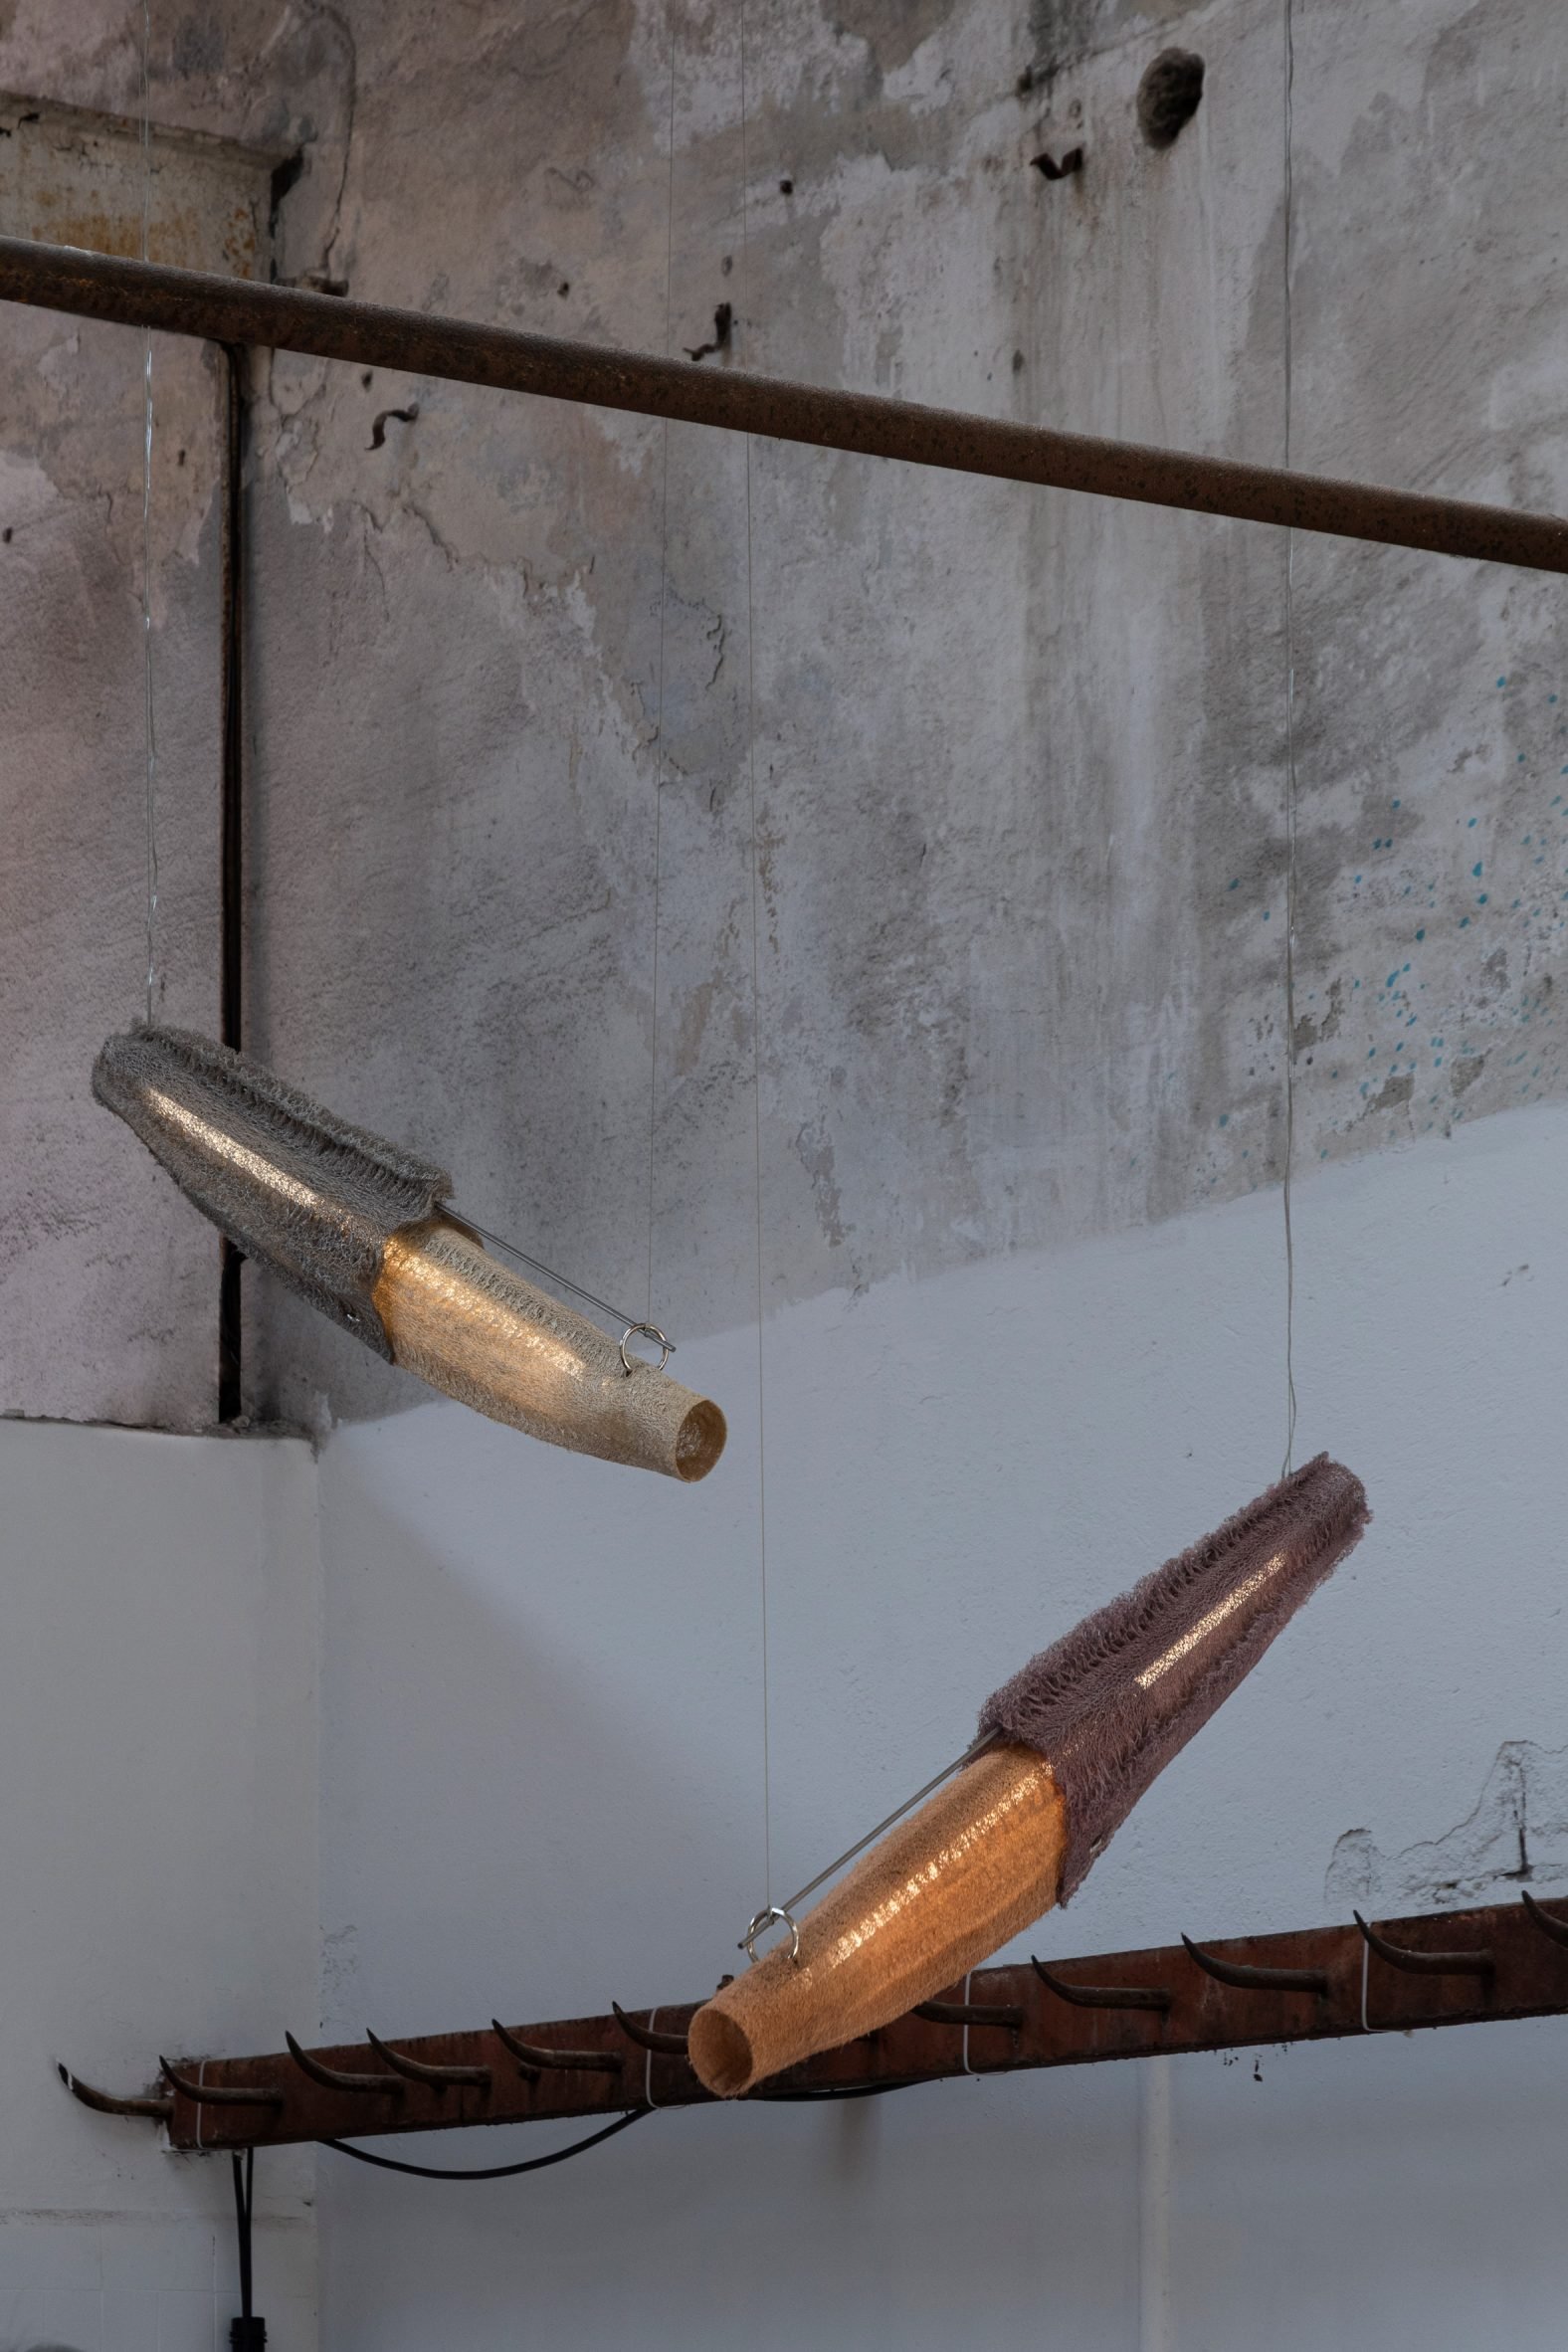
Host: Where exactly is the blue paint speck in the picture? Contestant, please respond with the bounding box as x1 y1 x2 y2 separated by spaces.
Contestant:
1472 862 1484 877
1416 927 1426 940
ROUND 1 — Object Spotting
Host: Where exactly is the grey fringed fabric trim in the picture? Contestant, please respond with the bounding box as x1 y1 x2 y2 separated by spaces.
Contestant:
93 1025 453 1359
978 1455 1369 1900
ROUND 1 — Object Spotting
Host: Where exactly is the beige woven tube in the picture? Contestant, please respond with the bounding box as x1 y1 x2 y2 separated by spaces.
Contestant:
688 1743 1066 2096
374 1218 726 1481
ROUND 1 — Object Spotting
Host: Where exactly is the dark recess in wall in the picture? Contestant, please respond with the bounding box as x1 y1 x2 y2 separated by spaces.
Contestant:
1138 50 1205 148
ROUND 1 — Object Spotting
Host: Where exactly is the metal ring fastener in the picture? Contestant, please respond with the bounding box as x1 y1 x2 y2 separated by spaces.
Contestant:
743 1906 801 1967
620 1322 675 1375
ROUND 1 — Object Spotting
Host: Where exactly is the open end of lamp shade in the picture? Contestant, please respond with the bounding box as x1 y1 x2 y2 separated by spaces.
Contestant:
686 2006 753 2100
675 1399 728 1482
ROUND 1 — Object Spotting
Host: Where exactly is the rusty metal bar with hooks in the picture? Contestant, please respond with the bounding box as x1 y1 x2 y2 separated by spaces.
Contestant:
4 239 1568 577
59 1894 1568 2153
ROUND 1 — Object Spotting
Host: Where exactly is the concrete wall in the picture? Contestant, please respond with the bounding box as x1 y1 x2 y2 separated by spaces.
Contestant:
5 0 1568 1434
0 1419 319 2350
309 1097 1568 2350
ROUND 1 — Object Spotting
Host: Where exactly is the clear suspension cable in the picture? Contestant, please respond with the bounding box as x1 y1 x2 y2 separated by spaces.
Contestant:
649 15 677 1326
1280 0 1299 1480
141 0 159 1025
738 0 771 1909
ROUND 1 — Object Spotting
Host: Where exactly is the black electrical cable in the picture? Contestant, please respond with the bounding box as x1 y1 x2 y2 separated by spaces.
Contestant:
230 2146 265 2347
320 2075 910 2182
321 2106 648 2180
753 2080 910 2102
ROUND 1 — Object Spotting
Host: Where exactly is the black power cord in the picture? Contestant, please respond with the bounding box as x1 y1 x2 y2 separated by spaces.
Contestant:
321 2107 648 2180
230 2146 266 2348
319 2076 906 2183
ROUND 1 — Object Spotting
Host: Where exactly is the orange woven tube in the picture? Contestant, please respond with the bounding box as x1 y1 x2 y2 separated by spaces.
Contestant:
688 1744 1066 2096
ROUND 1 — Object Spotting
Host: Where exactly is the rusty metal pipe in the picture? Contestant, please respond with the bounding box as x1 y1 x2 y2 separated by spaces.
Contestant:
3 238 1567 575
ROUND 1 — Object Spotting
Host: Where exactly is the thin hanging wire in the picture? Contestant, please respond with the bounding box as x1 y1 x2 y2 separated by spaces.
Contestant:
742 1727 1002 1958
452 1213 672 1358
140 0 159 1024
1279 0 1299 1479
738 0 772 1911
649 16 678 1326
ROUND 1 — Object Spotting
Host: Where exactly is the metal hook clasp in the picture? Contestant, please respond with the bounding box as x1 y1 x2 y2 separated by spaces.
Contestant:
742 1905 800 1967
620 1322 674 1375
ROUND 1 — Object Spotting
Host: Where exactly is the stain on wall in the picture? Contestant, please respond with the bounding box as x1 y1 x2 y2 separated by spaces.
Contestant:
1327 1740 1568 1910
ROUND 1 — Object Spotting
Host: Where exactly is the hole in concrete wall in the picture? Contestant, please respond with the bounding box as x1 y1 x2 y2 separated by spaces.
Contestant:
1137 49 1205 149
685 301 733 362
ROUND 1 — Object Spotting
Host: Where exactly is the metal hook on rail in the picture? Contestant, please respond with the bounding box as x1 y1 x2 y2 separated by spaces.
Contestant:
160 2057 282 2107
1030 1958 1173 2014
489 2023 622 2075
59 2063 173 2122
364 2030 492 2090
912 1998 1024 2031
1521 1888 1568 1950
611 2003 690 2058
1181 1936 1329 1995
1352 1914 1494 1980
285 2033 403 2096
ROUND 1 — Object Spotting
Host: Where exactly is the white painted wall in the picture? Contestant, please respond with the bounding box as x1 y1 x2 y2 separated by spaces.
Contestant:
310 1097 1568 2349
0 1420 319 2350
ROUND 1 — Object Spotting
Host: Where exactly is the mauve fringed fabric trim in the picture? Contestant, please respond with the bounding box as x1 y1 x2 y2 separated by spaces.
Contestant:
978 1455 1369 1899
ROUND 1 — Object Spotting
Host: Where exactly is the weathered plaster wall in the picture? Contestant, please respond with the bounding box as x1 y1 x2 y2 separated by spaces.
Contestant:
2 2 1567 1436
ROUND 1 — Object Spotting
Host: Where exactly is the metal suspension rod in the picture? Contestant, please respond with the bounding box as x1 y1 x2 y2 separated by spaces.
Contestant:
4 237 1568 576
